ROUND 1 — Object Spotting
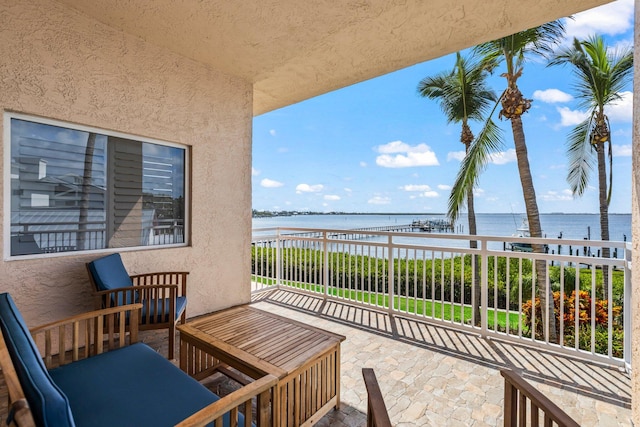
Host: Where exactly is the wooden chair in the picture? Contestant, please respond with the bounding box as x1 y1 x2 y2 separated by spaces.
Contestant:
86 253 188 359
501 369 579 427
362 368 392 427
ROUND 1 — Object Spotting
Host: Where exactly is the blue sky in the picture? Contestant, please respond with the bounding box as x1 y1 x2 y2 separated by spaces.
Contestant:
252 0 634 214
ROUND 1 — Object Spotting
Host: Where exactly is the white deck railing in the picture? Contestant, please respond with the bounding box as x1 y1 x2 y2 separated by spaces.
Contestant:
251 227 632 369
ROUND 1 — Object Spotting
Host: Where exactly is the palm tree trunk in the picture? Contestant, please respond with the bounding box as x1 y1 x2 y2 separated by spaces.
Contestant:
78 133 96 251
509 116 557 342
596 143 610 300
467 189 481 326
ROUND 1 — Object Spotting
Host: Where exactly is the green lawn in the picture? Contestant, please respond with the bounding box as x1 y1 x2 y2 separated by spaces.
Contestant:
251 276 522 331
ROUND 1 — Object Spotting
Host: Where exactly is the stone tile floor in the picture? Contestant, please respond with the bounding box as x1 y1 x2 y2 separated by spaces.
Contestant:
0 288 632 426
249 290 631 427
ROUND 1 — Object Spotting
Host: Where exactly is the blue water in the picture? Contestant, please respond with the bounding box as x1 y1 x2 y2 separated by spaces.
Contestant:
253 213 632 243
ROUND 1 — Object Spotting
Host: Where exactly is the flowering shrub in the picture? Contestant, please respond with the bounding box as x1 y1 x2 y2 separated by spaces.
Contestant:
522 290 621 339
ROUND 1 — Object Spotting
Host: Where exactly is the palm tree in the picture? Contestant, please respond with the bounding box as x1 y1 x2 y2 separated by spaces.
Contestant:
450 21 566 342
548 35 633 300
417 52 497 325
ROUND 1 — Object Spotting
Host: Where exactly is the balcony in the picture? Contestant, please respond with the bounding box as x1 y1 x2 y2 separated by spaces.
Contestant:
249 226 632 425
0 227 632 425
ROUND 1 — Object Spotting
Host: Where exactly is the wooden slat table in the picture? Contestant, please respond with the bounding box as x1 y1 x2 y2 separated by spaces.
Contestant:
178 305 346 427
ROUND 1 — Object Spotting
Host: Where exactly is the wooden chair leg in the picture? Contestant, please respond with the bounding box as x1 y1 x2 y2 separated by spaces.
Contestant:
168 323 175 360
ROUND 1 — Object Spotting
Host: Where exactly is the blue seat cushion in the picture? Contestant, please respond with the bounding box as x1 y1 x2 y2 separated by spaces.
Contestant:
49 343 245 427
141 296 187 324
0 293 75 427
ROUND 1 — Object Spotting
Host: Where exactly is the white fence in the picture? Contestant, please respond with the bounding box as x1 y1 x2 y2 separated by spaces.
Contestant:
251 227 632 369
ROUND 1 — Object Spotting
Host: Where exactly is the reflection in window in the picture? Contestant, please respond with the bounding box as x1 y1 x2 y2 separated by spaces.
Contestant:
9 116 187 256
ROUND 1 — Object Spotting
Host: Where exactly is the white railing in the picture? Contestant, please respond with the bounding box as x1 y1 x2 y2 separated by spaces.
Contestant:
251 227 631 369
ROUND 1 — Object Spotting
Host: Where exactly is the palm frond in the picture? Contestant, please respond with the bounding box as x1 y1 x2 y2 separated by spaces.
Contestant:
448 107 504 221
418 51 497 127
549 35 633 111
566 118 596 196
475 19 565 76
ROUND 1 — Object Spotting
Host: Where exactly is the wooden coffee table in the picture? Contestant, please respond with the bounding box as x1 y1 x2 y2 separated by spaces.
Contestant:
178 305 346 427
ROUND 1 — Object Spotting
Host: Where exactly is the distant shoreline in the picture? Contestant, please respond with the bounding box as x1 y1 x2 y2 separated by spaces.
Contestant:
252 211 631 218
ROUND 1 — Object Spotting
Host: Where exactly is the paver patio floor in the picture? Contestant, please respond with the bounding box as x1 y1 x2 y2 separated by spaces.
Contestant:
250 289 631 426
0 288 632 426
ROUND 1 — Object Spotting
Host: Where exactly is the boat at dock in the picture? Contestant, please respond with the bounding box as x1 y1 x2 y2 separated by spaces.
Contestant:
507 218 549 252
411 218 454 232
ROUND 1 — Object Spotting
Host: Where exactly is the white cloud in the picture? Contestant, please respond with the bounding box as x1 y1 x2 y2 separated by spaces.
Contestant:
376 140 412 154
613 144 632 157
368 196 391 205
473 188 485 197
437 184 451 191
607 91 633 123
541 189 574 201
252 167 260 176
489 149 517 165
556 92 632 128
360 161 368 167
374 141 439 168
324 195 341 201
565 0 633 39
422 191 439 198
533 89 573 103
277 147 289 153
269 129 277 136
261 178 284 188
296 183 324 193
557 106 589 127
344 188 352 193
447 151 466 162
609 38 634 56
401 184 432 192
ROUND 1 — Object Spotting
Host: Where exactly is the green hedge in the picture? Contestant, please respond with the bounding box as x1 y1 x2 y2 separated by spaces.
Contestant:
251 246 625 311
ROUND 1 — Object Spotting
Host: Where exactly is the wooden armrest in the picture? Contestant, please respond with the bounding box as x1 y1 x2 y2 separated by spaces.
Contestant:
96 284 178 294
0 333 36 427
30 304 143 333
175 374 278 427
129 271 189 279
501 370 579 427
30 304 142 369
362 368 392 427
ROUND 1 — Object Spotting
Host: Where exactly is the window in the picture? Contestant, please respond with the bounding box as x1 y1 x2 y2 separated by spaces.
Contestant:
7 115 188 257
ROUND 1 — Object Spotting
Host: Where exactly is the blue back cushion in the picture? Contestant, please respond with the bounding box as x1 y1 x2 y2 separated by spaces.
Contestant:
88 254 137 306
87 253 133 291
0 293 75 427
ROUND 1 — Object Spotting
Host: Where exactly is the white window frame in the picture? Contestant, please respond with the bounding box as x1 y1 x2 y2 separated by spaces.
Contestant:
4 112 190 260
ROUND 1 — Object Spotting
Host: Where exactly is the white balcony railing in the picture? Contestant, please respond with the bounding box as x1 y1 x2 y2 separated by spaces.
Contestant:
251 227 632 369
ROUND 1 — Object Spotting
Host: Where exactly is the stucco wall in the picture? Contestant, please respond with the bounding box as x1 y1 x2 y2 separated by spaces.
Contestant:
0 0 253 326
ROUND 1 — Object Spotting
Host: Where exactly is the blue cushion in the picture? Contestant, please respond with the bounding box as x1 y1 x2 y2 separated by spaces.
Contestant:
141 296 187 324
88 253 136 306
87 253 133 291
49 343 245 427
0 293 76 427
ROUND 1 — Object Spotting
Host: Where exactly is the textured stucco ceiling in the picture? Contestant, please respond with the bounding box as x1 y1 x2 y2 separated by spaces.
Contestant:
55 0 611 115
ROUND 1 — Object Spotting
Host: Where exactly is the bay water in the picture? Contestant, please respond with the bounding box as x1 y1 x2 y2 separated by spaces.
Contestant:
253 213 631 243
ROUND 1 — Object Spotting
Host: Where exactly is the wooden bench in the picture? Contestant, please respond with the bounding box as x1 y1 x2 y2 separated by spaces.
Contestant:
501 369 579 427
0 292 277 427
362 368 392 427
